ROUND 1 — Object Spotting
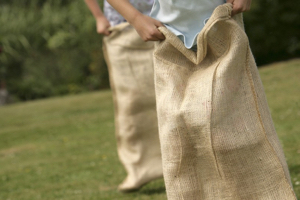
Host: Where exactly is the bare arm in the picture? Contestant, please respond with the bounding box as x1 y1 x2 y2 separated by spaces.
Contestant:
106 0 165 41
226 0 252 16
84 0 111 35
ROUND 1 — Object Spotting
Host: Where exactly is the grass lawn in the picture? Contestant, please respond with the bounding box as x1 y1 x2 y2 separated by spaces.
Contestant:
0 59 299 200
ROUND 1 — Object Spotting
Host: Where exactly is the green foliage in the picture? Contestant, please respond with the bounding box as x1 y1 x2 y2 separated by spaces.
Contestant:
0 0 299 101
244 0 300 65
0 0 109 101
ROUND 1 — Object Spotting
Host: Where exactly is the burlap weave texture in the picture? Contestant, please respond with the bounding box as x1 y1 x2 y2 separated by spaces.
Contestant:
103 23 162 187
154 4 296 200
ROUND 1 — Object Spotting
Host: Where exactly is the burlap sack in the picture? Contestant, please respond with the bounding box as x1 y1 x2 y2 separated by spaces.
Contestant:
154 3 296 199
102 23 162 190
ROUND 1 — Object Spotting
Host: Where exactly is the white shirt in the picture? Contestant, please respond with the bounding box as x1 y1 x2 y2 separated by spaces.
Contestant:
104 0 154 27
150 0 225 49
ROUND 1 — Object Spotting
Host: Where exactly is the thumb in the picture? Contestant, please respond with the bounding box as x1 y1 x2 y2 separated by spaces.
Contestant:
103 29 111 36
154 20 165 28
226 0 234 16
154 21 165 40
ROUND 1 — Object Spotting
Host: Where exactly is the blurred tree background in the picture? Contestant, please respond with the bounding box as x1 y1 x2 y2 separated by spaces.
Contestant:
0 0 299 102
244 0 300 65
0 0 109 102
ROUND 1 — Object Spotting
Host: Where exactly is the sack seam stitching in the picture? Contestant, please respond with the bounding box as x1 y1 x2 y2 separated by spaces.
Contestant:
244 46 297 199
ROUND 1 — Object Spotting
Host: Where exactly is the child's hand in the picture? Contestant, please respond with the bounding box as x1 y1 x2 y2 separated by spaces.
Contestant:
227 0 252 16
96 16 111 36
131 14 165 41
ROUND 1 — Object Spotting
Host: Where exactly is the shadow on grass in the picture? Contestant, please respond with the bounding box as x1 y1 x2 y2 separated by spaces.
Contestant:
139 186 166 195
289 164 300 175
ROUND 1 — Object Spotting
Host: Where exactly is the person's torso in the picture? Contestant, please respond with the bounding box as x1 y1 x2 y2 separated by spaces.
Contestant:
150 0 225 49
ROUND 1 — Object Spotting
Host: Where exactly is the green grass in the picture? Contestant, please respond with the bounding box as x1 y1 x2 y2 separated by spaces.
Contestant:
0 59 300 199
